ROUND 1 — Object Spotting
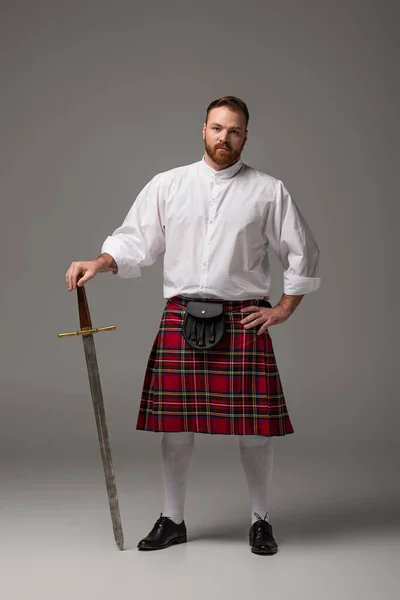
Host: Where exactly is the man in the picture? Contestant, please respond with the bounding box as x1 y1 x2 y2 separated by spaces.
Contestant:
65 96 321 555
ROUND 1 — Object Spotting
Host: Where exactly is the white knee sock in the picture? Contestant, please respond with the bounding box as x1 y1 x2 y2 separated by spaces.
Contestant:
161 432 195 524
238 435 274 525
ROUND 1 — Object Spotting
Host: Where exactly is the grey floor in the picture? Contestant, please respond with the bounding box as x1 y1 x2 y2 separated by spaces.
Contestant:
2 437 399 600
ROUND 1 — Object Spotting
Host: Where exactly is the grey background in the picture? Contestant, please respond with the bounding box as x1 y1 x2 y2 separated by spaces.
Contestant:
1 1 399 599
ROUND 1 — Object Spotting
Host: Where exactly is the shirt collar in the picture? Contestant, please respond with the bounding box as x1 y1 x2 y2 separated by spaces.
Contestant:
200 155 244 180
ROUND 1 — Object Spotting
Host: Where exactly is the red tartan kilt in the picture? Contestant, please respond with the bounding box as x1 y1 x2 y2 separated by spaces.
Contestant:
136 296 294 436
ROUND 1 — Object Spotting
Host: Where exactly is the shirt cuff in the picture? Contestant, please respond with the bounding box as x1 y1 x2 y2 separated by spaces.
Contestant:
101 237 142 279
283 272 321 295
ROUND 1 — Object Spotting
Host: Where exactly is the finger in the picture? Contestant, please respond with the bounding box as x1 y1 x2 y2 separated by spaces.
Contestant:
243 317 264 328
241 315 260 325
240 312 261 324
257 323 270 335
77 277 87 287
69 269 76 290
240 306 258 313
70 265 83 290
77 271 93 287
65 267 73 291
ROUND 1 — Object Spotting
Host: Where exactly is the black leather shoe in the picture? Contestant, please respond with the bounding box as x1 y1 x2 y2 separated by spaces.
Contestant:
249 512 278 555
137 514 187 551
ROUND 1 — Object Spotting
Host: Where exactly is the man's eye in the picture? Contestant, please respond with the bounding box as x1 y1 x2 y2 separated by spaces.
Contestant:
213 127 220 131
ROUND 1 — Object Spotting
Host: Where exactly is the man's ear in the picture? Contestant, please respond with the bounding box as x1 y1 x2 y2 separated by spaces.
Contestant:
202 123 206 140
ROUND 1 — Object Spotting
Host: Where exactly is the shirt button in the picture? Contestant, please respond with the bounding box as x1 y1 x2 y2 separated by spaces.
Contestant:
202 262 208 266
205 239 211 245
208 219 214 224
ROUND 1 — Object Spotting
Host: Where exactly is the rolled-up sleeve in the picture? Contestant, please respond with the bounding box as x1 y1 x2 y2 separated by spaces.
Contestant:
265 180 321 295
101 174 165 278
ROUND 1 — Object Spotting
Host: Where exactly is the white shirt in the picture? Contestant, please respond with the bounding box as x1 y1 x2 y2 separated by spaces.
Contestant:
101 156 321 300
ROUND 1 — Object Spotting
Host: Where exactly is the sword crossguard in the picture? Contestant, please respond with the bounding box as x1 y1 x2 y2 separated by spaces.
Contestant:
58 325 116 338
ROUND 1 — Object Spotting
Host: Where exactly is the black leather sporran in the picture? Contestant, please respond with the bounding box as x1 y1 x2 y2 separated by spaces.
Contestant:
182 301 225 350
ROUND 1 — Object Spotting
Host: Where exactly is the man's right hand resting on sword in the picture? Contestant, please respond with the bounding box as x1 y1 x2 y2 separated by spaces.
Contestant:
65 253 118 291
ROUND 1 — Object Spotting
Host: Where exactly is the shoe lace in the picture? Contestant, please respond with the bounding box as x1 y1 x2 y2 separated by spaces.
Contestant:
151 514 169 539
253 512 271 533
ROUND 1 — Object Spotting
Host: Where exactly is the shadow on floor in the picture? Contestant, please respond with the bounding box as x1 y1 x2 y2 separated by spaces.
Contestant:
275 496 400 544
187 495 400 544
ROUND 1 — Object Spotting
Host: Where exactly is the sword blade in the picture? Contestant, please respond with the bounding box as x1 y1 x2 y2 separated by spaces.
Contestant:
81 333 124 550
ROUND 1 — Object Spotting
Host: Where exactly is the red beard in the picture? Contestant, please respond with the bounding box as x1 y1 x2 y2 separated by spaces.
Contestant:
204 140 244 166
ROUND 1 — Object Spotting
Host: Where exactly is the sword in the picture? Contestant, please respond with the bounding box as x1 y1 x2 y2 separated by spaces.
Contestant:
58 283 124 550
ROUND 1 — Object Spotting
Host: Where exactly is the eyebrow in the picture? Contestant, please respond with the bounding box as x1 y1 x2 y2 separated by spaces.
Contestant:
210 122 243 130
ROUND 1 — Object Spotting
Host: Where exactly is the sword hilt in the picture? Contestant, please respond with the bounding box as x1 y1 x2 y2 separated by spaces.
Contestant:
58 325 116 338
59 276 116 338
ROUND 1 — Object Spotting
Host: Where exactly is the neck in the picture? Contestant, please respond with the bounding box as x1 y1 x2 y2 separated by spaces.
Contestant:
204 152 240 172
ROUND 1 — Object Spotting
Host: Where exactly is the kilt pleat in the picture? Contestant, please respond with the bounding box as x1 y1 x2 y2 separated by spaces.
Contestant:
136 296 294 436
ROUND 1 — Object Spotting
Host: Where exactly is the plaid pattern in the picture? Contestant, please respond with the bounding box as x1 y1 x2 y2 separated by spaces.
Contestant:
136 296 294 436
